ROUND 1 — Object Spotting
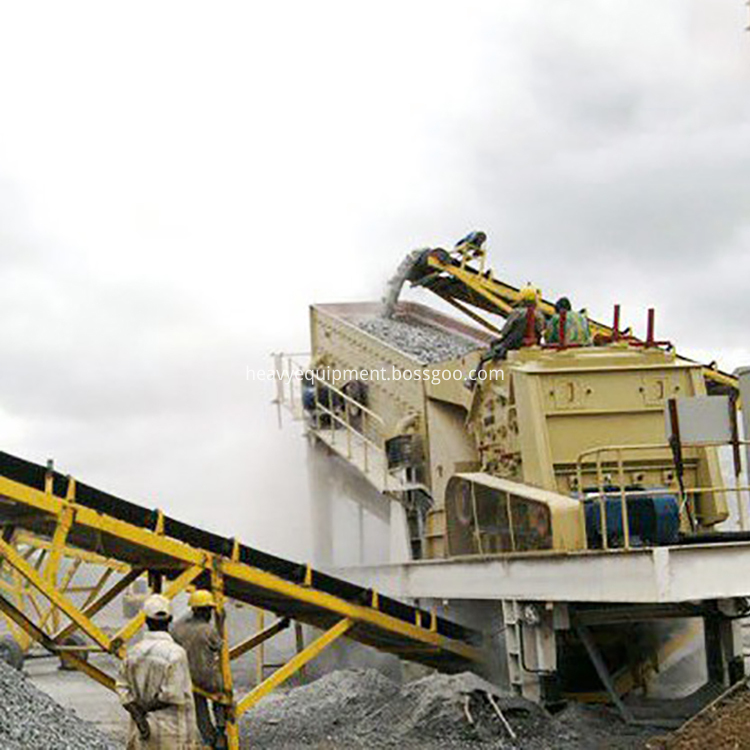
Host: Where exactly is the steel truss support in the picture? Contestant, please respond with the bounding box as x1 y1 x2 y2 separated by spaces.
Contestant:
0 593 115 690
0 465 479 750
212 566 239 750
0 528 130 647
54 567 144 644
236 618 353 718
110 565 204 650
574 619 634 724
0 532 357 750
0 536 113 652
229 616 291 661
15 531 130 569
42 505 75 633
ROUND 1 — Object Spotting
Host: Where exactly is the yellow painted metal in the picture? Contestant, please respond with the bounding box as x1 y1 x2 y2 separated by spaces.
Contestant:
0 476 208 570
229 616 290 661
0 593 115 691
211 567 239 750
0 536 32 650
54 567 143 644
111 565 204 650
256 608 265 685
0 472 477 660
0 536 113 653
193 684 230 704
41 507 75 633
0 457 480 735
37 557 81 633
221 559 479 662
16 532 130 571
26 589 45 621
426 254 515 316
74 566 114 611
44 506 75 588
236 618 353 717
441 295 503 335
423 252 737 392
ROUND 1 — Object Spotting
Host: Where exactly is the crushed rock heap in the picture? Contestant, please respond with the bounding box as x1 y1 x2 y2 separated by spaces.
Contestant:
0 656 118 750
353 316 478 364
238 669 623 750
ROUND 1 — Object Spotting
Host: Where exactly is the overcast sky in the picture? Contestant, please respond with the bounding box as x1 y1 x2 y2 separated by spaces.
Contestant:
0 1 747 558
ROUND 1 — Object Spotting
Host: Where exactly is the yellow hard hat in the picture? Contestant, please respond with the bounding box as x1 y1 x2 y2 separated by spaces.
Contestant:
518 284 541 305
189 590 216 609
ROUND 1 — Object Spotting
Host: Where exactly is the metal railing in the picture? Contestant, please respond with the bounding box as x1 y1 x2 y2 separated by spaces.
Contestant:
271 353 395 492
271 352 310 425
575 440 750 550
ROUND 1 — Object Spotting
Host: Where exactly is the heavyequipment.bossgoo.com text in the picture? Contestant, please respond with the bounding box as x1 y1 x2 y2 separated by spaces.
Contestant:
246 366 504 385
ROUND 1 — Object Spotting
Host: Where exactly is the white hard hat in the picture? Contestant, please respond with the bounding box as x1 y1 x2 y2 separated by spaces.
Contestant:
143 594 171 620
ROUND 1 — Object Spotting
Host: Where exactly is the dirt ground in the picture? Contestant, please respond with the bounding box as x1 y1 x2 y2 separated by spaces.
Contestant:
646 681 750 750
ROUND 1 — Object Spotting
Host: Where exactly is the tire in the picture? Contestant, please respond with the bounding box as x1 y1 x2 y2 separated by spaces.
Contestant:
58 634 88 670
0 635 24 670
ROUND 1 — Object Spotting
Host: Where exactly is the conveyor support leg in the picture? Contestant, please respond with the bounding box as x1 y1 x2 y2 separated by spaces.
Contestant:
236 618 352 718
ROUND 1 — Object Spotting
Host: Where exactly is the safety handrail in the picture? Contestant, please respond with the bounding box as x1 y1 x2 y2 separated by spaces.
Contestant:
575 441 750 550
277 354 396 492
421 252 738 392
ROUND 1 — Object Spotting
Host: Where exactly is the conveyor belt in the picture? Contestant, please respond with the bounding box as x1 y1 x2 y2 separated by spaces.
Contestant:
414 252 738 394
0 450 481 673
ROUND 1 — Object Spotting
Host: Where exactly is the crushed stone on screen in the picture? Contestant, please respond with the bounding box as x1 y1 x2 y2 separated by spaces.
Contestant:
353 316 478 364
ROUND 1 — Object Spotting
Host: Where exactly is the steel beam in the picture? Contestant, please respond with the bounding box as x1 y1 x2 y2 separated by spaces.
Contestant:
54 567 143 643
0 465 481 674
38 557 81 633
229 617 291 661
221 559 478 662
0 536 113 652
235 618 352 717
15 532 130 570
0 594 115 691
574 619 634 724
334 541 750 603
110 565 203 649
211 567 238 750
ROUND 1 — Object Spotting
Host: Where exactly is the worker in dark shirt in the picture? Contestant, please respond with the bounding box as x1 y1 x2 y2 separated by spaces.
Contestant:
466 285 545 388
172 590 227 749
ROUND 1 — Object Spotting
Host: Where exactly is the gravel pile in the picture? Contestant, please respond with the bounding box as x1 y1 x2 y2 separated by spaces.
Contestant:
240 669 399 749
354 316 479 364
240 669 645 750
354 672 573 749
0 657 118 750
556 703 658 749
